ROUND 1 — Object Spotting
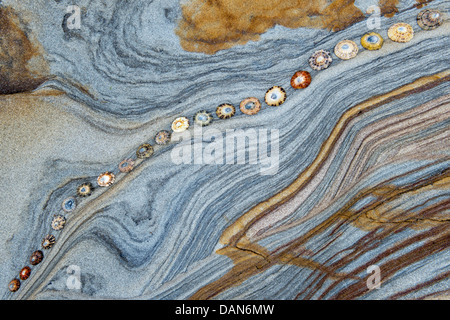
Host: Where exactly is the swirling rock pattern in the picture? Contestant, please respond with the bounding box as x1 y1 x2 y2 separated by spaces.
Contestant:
0 0 449 300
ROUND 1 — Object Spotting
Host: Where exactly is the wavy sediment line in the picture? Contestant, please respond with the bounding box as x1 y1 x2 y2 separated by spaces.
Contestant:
190 168 449 299
186 71 450 300
219 70 450 247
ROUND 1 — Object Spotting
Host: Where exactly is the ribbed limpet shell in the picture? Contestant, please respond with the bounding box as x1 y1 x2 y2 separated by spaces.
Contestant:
309 50 332 70
264 86 287 106
77 182 94 197
334 40 359 60
417 9 443 30
193 110 213 127
154 130 171 145
290 71 311 89
136 143 154 159
51 215 66 231
216 103 236 119
388 23 414 43
42 234 56 249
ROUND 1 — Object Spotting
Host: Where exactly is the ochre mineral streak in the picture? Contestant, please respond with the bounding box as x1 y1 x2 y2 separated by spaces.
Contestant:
176 0 432 54
0 7 48 94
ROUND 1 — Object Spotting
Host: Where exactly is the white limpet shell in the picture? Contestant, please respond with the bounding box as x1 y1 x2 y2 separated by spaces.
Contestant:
334 40 359 60
264 86 287 106
97 172 115 187
171 117 190 132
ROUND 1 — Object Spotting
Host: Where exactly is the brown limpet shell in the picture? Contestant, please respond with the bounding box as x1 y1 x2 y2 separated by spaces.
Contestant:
154 130 171 145
30 250 44 266
417 9 443 30
42 234 56 249
291 71 311 89
19 266 31 280
136 143 154 159
9 279 20 292
216 103 236 119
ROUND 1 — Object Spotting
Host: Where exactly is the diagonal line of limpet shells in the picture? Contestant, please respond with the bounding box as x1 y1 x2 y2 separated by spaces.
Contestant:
7 9 444 293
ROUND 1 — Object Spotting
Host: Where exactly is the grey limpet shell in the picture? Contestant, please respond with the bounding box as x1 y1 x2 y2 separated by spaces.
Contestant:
417 9 443 30
309 50 333 70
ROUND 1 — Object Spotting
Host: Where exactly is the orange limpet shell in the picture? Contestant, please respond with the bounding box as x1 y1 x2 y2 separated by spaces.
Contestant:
239 97 261 115
19 266 31 281
9 279 20 292
291 71 311 89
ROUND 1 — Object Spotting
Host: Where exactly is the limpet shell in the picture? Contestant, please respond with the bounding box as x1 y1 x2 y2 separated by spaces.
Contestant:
118 158 135 172
30 250 44 266
154 130 171 145
19 266 31 281
42 234 56 249
240 97 261 115
51 215 66 231
361 32 384 50
9 279 20 292
334 40 359 60
388 23 414 43
77 182 94 197
264 86 287 106
136 143 154 159
171 117 190 133
193 110 213 127
216 103 236 119
309 50 332 70
62 197 76 213
97 171 115 187
417 9 443 30
290 71 311 89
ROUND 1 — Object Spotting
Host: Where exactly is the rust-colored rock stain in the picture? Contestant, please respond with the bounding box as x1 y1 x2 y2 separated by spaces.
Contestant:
176 0 433 54
0 6 49 94
176 0 365 54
